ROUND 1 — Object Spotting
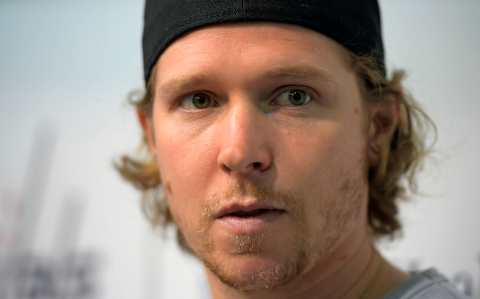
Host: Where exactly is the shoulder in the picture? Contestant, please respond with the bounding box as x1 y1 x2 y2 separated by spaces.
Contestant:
383 269 468 299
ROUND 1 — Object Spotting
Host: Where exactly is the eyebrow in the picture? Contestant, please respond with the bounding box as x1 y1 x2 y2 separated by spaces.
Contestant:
156 64 335 95
261 65 335 82
157 73 213 96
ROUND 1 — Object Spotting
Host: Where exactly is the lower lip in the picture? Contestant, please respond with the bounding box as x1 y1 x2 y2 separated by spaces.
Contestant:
216 211 285 234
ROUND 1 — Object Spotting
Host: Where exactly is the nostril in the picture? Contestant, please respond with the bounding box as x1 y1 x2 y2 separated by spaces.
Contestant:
252 162 262 169
221 164 231 173
221 161 264 173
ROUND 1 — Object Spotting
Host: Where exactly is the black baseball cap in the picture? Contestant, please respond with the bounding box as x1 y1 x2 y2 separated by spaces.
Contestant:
142 0 385 84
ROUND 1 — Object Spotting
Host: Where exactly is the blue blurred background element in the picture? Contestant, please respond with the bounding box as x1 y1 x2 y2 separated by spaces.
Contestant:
0 0 479 298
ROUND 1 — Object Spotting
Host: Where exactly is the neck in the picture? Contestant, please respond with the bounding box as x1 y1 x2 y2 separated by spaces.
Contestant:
206 233 408 299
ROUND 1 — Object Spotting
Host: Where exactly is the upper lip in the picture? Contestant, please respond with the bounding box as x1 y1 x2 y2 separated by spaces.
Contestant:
214 201 286 218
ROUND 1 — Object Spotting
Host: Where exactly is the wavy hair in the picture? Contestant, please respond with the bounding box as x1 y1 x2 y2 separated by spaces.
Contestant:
115 52 436 245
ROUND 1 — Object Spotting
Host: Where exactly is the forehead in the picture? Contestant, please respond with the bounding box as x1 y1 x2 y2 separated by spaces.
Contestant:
153 22 353 86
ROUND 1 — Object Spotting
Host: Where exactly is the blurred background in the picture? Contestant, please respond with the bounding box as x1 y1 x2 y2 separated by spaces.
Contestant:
0 0 479 298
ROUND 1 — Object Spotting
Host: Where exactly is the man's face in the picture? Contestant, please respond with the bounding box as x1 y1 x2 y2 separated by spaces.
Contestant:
146 23 372 291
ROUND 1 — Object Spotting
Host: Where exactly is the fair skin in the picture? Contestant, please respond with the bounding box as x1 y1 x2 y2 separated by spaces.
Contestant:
139 22 407 299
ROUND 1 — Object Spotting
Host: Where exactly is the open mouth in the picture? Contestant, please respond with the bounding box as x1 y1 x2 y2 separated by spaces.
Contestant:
220 208 285 219
221 208 285 219
216 204 286 233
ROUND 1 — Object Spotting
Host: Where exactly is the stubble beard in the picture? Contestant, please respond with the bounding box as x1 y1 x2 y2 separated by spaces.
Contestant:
201 227 309 291
187 180 311 292
200 226 306 292
180 160 368 293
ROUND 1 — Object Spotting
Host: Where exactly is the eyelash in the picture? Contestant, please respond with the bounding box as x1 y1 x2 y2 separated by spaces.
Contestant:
175 86 317 111
271 86 314 107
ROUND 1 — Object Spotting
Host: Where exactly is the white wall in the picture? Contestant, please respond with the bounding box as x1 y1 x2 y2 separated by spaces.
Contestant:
0 1 479 298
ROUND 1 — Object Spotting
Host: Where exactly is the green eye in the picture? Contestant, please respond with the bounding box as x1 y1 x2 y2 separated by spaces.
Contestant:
275 89 312 106
181 93 214 109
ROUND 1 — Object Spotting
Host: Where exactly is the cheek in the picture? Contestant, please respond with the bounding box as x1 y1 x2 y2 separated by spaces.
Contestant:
277 120 350 184
155 114 213 178
277 118 368 218
152 121 218 223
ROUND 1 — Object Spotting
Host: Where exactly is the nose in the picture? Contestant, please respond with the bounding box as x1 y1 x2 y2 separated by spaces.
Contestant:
217 99 273 176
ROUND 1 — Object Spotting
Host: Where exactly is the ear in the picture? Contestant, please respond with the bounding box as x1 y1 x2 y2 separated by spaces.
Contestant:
136 108 157 155
367 96 400 179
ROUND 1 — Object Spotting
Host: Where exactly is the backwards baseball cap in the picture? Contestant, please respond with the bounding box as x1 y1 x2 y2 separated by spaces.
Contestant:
142 0 385 84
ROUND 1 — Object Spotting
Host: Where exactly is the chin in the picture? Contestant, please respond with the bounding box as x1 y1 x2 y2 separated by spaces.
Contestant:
202 246 308 291
184 216 310 291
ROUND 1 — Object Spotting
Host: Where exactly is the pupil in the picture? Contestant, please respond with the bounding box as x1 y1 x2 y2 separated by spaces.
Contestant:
193 94 209 108
290 90 304 105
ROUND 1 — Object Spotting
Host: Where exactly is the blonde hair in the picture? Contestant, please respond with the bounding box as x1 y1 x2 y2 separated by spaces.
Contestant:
115 53 436 241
